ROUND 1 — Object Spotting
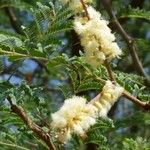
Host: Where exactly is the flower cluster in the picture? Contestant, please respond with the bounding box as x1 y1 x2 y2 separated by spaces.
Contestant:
93 80 124 117
60 0 122 67
51 96 97 142
51 0 124 143
74 6 122 67
51 81 124 142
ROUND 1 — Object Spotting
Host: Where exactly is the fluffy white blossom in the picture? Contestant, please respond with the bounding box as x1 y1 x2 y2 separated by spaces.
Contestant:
51 82 124 142
74 6 122 67
93 80 124 117
51 96 97 142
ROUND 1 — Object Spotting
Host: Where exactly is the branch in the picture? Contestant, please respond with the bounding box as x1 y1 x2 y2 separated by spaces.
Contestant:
7 97 56 150
0 48 48 61
4 7 23 34
100 0 150 86
31 59 50 74
122 91 150 111
80 0 90 20
104 60 115 82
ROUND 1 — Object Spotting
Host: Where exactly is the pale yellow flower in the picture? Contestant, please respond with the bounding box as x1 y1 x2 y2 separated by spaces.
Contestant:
51 82 124 142
51 96 97 142
74 6 122 67
94 80 124 117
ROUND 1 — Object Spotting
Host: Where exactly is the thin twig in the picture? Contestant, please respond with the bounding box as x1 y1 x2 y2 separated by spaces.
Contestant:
0 48 48 61
122 91 150 111
90 93 101 104
104 60 115 82
4 7 23 34
80 0 90 20
7 97 56 150
100 0 150 86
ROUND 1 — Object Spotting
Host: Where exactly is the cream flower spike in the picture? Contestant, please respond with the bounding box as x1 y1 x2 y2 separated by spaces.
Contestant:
51 81 124 143
61 0 122 67
51 96 97 143
93 80 124 117
74 6 122 67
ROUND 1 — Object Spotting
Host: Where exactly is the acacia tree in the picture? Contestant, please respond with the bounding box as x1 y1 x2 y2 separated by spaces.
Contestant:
0 0 150 150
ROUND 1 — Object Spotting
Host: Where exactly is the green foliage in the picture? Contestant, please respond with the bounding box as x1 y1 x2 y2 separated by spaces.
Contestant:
119 6 150 21
0 81 52 150
0 0 150 150
122 137 150 150
0 0 32 10
0 2 73 61
86 118 114 147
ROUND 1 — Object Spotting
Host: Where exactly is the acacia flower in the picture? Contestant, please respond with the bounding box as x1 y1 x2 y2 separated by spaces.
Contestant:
51 96 97 142
74 6 122 67
51 81 124 142
93 80 124 117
